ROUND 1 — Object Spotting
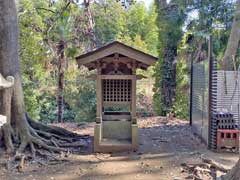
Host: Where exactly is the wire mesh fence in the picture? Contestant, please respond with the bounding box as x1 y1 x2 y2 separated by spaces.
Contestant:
191 59 210 144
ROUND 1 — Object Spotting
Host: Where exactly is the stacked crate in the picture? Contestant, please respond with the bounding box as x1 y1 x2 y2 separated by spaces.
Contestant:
217 129 239 152
217 113 237 129
213 112 239 152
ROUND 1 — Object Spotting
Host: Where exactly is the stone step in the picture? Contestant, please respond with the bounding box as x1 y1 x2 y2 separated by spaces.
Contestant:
100 138 132 146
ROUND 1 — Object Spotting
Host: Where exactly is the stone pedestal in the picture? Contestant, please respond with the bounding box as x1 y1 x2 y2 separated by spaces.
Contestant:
0 115 7 127
0 73 14 120
0 73 14 146
94 121 138 153
0 74 14 90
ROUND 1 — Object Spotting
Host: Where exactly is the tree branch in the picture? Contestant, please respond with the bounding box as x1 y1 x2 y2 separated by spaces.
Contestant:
35 7 56 14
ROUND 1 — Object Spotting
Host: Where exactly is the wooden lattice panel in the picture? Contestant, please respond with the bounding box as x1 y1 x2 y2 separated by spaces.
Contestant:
103 79 131 103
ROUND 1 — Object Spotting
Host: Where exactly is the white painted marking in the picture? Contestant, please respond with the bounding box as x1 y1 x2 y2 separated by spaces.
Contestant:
0 115 7 127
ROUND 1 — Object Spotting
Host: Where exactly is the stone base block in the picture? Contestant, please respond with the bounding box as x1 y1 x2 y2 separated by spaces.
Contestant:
94 123 138 153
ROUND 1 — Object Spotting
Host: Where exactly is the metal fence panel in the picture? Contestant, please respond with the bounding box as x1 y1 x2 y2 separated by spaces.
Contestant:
215 71 240 126
192 60 209 144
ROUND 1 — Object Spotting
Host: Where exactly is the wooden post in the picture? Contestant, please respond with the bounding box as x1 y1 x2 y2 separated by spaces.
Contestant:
190 52 193 126
131 62 136 124
96 63 102 123
94 123 101 152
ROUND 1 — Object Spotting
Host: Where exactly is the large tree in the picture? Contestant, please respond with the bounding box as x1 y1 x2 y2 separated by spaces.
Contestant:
222 0 240 70
222 159 240 180
0 0 79 156
153 0 185 115
221 0 240 179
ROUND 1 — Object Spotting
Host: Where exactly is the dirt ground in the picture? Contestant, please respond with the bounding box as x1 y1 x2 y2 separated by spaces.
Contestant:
0 117 239 180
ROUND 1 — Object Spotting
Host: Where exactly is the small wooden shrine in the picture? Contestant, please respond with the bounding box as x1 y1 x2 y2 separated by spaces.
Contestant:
76 41 157 152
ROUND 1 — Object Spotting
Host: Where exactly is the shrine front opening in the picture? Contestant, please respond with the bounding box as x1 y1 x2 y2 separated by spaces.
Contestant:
76 41 157 152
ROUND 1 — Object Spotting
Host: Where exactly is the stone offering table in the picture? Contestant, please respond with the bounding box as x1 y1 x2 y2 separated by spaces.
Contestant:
0 73 14 151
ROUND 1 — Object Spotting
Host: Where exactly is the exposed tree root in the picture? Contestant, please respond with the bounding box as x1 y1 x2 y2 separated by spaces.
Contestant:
202 158 229 173
27 114 79 138
0 114 90 170
181 157 230 180
0 0 89 171
221 159 240 180
7 152 28 172
1 124 14 154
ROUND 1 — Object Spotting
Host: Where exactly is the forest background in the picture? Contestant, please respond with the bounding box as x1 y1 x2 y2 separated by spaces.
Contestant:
18 0 237 123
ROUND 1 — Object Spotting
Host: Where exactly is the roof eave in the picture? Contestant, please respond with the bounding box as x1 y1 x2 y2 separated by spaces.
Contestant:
75 41 158 68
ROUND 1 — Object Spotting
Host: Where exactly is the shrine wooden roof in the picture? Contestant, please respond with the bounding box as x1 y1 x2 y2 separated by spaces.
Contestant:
76 41 158 70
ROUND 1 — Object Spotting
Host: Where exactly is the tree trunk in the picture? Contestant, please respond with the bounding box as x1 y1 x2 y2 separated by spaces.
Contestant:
0 0 80 156
57 40 65 123
161 47 177 113
222 0 240 70
155 0 178 115
84 0 96 51
0 0 32 153
220 1 240 179
221 159 240 180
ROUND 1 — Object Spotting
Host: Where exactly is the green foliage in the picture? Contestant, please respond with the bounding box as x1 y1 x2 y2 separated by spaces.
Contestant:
152 61 163 115
39 93 75 123
173 59 190 119
144 4 158 56
18 0 237 123
126 2 147 39
22 77 42 120
18 0 49 119
93 0 126 44
17 0 160 122
137 80 155 117
20 0 230 122
39 94 58 123
183 0 234 63
64 67 96 122
153 0 236 119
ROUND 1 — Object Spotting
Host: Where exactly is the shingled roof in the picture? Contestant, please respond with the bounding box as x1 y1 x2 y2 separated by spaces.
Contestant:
76 41 158 70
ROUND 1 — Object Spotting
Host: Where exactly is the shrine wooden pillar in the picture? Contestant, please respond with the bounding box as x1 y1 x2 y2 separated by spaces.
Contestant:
96 63 102 123
131 62 136 124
